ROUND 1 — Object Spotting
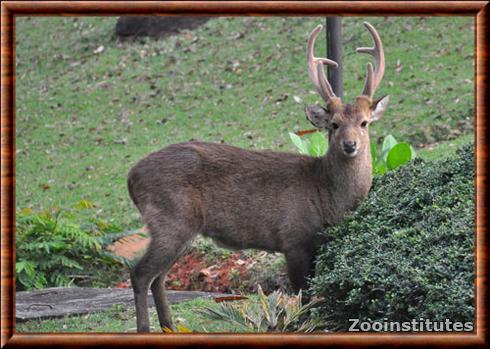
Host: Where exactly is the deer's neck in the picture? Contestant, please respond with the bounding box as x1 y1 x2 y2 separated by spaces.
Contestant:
319 148 373 224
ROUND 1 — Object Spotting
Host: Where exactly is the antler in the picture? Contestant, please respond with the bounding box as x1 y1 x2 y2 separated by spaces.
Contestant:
307 25 340 106
357 22 385 99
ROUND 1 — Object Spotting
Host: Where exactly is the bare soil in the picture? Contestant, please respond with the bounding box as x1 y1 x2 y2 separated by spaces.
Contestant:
109 230 290 294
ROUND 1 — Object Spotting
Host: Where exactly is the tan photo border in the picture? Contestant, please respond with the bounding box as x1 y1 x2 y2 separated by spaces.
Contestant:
1 1 488 347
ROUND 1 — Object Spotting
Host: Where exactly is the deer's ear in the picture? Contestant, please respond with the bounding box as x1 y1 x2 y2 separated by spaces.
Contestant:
305 104 331 128
370 95 390 121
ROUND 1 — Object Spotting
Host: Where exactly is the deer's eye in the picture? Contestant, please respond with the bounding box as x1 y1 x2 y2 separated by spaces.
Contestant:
361 120 368 128
331 123 339 130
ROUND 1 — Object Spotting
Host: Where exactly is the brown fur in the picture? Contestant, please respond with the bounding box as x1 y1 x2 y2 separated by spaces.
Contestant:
127 96 388 332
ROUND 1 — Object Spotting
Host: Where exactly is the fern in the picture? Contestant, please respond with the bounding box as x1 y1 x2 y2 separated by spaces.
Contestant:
16 203 125 290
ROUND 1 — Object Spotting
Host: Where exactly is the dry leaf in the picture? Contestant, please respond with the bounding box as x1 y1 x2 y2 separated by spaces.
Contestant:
395 59 403 73
113 138 127 145
93 45 104 54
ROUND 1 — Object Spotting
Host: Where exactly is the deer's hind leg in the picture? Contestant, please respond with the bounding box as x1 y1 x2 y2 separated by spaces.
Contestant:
149 243 189 331
131 204 201 332
131 244 174 332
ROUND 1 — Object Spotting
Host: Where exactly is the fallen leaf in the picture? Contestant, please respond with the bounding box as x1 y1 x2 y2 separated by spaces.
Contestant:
113 138 128 145
93 45 104 54
215 295 249 303
115 281 130 289
275 93 289 103
395 59 403 73
228 32 245 40
181 31 193 40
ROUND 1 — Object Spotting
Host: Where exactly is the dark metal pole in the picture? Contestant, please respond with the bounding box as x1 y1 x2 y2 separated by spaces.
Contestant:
326 17 343 99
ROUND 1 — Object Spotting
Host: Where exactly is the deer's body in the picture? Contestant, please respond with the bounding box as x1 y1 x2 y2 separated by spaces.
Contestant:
129 141 372 253
128 22 389 332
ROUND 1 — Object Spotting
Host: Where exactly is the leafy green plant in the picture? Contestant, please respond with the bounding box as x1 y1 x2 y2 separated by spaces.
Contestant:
289 131 328 157
16 201 130 290
309 144 474 331
290 132 416 175
371 135 416 175
197 285 324 332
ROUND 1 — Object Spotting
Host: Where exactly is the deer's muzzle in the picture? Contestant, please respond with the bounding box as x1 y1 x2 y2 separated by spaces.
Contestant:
343 140 357 155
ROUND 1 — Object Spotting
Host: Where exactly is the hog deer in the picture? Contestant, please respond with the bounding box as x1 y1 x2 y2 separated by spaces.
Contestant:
127 22 389 332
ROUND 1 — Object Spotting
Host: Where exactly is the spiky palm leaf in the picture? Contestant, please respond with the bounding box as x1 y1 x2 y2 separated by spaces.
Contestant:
198 286 325 332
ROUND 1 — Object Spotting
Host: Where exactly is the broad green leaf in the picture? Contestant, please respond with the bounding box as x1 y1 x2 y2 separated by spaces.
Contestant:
307 131 328 157
382 135 398 161
387 142 412 170
289 132 309 155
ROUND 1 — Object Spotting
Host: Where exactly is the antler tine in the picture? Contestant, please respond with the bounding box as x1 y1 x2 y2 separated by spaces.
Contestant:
363 63 374 99
317 63 336 102
307 25 339 105
357 22 385 99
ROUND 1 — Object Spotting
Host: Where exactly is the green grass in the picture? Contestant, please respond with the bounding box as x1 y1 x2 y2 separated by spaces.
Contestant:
16 297 245 333
15 16 474 229
417 133 474 161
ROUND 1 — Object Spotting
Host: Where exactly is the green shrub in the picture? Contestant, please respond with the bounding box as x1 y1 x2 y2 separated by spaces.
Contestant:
309 144 474 331
16 203 129 290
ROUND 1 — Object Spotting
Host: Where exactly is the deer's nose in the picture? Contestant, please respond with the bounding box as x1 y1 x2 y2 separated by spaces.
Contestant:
343 141 357 154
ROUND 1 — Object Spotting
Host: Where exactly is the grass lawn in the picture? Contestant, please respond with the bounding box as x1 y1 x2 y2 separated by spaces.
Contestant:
16 297 243 333
16 16 474 229
416 132 474 161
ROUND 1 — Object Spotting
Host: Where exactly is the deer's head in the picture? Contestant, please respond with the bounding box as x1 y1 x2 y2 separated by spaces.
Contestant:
305 22 389 159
